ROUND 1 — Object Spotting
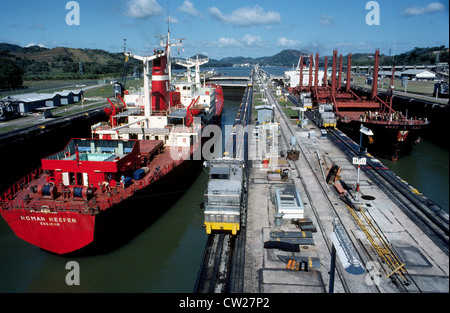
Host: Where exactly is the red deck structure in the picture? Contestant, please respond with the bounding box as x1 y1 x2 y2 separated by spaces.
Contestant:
0 138 189 254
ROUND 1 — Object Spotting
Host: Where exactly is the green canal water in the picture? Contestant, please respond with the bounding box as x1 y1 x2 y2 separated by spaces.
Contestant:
379 139 449 213
0 171 210 293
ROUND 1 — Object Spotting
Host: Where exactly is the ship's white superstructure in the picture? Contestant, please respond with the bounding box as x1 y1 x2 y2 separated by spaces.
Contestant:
285 55 325 88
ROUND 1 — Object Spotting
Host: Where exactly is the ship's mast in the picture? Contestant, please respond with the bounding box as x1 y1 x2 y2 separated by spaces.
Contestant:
126 27 184 118
156 25 185 87
175 56 209 87
125 50 165 119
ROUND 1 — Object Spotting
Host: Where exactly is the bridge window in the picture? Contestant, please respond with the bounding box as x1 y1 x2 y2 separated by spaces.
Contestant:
154 58 161 71
212 173 229 179
211 167 230 179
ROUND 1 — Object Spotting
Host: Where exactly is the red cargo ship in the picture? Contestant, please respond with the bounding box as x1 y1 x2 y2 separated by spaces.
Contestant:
0 32 223 254
290 50 429 161
330 50 430 160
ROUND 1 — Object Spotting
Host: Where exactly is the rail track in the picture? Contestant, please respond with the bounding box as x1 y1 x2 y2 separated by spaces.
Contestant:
289 89 448 256
195 233 233 293
195 72 448 293
194 228 247 293
194 81 253 293
271 85 447 292
326 127 449 255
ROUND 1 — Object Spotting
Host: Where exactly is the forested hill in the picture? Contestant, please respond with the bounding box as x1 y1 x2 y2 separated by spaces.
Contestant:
0 43 139 82
350 46 449 66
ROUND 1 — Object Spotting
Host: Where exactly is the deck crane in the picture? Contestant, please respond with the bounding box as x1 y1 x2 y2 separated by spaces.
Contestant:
112 39 129 98
175 56 209 87
107 39 129 123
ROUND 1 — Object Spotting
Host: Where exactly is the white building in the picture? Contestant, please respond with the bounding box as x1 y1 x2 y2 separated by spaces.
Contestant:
401 69 436 81
284 55 325 88
285 67 325 88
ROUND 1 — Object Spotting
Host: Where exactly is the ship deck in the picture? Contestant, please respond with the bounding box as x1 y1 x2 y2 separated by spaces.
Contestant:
336 111 429 126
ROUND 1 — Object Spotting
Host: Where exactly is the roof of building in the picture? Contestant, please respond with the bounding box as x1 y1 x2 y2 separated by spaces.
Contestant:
3 93 53 103
401 69 436 76
378 70 401 76
1 90 83 103
255 105 273 110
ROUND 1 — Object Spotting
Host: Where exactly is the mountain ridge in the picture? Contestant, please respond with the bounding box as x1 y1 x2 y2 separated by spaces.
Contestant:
1 42 448 81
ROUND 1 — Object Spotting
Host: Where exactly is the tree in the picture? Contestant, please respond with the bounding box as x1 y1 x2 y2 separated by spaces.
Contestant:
0 58 24 89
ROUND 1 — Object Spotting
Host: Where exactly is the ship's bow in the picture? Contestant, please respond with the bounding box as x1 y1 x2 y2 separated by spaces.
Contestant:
0 210 95 254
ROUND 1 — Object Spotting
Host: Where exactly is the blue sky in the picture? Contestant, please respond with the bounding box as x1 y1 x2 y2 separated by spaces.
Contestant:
0 0 448 59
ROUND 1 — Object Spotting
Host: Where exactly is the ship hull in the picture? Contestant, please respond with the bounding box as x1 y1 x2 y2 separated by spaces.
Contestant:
0 158 202 255
0 119 221 255
337 119 427 160
1 44 225 255
0 210 95 255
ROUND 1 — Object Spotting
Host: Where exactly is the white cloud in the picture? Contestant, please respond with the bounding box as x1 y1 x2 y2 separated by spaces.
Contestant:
217 34 264 48
178 1 201 18
208 7 226 21
166 16 179 24
402 2 446 17
26 43 48 48
242 34 263 47
217 35 266 49
319 14 334 27
356 42 372 49
125 0 163 19
276 37 301 48
218 37 242 48
209 5 281 27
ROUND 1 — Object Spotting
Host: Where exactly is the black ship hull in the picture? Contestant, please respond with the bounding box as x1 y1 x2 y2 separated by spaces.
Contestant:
337 119 429 161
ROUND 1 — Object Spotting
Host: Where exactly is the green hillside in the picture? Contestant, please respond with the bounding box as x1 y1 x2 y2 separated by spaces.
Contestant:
260 49 304 67
218 49 304 67
0 43 140 82
344 46 449 66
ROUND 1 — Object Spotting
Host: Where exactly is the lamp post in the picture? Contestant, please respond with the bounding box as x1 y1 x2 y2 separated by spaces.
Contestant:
355 124 373 201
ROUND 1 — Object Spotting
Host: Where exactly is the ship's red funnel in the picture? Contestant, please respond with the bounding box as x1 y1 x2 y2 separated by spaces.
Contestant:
151 52 170 112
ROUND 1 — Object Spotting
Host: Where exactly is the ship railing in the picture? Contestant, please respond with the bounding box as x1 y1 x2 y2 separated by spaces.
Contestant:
91 122 113 131
0 167 43 203
1 159 185 213
151 109 171 116
91 158 185 212
1 157 187 213
166 104 185 114
152 103 191 116
359 115 429 126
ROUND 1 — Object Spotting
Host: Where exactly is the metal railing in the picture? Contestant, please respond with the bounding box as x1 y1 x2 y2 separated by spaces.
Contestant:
0 167 43 201
0 159 185 213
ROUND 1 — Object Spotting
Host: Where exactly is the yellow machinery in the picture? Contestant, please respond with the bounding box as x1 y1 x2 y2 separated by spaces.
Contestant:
203 159 245 235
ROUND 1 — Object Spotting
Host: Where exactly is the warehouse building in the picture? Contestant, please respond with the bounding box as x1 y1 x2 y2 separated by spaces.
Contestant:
0 89 84 115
